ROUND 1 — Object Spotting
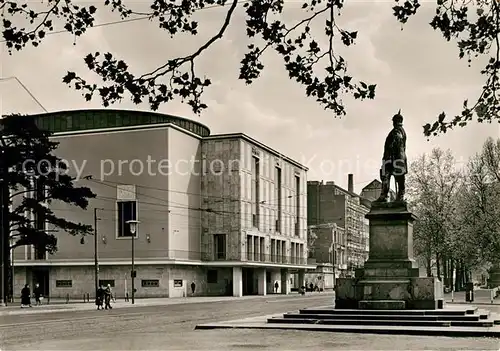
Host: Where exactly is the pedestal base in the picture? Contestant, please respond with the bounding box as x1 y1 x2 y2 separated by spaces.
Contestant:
335 201 444 310
335 276 444 310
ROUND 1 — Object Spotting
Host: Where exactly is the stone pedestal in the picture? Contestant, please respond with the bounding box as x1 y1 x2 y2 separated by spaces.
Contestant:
335 201 444 310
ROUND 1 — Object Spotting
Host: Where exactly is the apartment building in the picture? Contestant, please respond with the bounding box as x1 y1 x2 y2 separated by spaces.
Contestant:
307 174 370 277
12 109 313 299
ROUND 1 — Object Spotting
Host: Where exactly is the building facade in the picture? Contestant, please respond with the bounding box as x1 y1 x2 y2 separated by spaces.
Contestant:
307 174 370 277
307 223 347 286
11 109 313 299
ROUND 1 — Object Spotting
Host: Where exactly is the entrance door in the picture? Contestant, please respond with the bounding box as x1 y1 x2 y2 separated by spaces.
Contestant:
32 268 49 296
242 268 256 295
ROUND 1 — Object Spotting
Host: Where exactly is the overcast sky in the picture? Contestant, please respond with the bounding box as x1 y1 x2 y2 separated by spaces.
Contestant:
1 1 499 192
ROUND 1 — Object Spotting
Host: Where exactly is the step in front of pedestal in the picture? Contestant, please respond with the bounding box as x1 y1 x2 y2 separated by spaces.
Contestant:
267 317 452 327
300 308 479 316
285 313 483 322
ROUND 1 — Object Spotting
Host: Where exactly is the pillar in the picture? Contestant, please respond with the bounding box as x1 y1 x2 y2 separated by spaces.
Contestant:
298 269 305 289
280 268 290 294
232 267 243 297
257 268 267 295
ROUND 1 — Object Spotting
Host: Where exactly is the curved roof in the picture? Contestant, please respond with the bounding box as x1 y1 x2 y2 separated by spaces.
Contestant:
29 109 210 137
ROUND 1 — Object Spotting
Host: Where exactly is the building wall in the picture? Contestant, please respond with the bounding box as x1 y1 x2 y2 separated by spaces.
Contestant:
200 138 242 261
13 265 232 299
166 127 202 260
13 126 202 263
201 136 308 265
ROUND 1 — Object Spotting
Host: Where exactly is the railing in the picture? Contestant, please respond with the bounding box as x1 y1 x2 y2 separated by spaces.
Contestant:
246 253 307 265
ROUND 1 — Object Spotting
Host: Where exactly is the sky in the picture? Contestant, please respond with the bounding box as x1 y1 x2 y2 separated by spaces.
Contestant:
1 0 499 192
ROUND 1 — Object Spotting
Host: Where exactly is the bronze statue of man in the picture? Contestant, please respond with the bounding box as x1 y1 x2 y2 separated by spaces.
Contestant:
376 111 407 202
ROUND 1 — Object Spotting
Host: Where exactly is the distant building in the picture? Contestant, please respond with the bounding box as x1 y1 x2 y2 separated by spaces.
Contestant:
307 174 370 277
360 179 396 202
307 223 347 288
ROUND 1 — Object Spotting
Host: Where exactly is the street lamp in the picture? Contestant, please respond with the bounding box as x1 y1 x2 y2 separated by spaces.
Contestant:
126 220 140 305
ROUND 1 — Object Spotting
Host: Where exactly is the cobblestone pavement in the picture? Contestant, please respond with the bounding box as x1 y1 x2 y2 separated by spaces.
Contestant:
1 295 499 351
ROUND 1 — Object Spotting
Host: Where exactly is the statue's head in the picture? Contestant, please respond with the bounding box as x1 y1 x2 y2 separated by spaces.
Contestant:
392 110 403 126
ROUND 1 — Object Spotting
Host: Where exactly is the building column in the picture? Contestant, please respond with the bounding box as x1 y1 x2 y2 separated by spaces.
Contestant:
232 267 243 297
298 269 305 289
280 268 291 295
257 268 267 296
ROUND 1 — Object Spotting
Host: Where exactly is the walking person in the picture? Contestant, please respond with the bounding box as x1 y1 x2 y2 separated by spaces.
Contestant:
96 285 104 310
191 281 196 295
33 283 43 305
104 284 113 310
20 284 32 308
274 281 279 293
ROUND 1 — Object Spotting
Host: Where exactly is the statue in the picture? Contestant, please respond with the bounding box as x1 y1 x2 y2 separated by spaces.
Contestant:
376 110 407 202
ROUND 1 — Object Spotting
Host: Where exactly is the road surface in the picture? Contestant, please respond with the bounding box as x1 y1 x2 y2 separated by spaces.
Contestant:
1 294 499 350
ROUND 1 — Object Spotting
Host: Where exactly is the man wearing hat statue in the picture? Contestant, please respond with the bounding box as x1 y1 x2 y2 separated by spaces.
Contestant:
376 110 407 202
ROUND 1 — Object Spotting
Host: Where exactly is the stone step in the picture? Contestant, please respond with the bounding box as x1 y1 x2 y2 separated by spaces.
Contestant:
286 313 482 321
449 320 495 327
301 308 478 316
267 318 452 327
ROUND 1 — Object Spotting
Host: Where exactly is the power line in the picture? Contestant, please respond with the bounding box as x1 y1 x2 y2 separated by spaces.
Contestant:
0 76 48 113
0 1 251 43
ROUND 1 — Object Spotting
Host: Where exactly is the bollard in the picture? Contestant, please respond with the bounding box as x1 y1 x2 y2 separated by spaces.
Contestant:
66 294 69 304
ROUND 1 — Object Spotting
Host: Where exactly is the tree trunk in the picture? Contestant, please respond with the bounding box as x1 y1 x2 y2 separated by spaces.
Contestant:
443 257 448 287
426 256 432 277
450 259 455 291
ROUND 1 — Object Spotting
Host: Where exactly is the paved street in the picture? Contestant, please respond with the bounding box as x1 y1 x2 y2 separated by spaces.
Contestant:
1 294 500 350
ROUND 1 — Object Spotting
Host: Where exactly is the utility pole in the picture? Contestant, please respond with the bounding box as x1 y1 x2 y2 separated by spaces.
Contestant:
94 208 100 298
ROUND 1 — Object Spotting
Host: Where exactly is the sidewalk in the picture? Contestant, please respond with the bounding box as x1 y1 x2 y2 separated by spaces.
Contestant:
0 292 334 316
444 291 500 305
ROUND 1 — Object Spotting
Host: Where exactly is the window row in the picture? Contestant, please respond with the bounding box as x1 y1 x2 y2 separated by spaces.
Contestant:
55 279 160 288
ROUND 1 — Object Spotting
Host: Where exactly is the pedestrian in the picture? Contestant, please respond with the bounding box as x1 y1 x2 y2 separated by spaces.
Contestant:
96 285 104 310
104 284 113 310
21 284 32 308
33 283 43 305
191 281 196 295
274 281 279 293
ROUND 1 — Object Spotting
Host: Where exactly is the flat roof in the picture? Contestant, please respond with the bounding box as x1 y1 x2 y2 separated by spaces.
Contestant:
28 109 211 137
204 133 308 171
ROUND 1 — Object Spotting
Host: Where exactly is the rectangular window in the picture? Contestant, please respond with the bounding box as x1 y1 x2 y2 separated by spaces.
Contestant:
99 280 115 288
34 178 46 260
295 175 300 236
251 156 260 228
214 234 226 260
56 280 72 288
247 235 253 261
276 167 282 232
207 270 218 284
141 279 159 287
117 201 137 237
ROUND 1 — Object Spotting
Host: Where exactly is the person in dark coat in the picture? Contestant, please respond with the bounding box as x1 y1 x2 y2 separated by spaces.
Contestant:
21 284 32 308
34 283 43 305
104 284 113 310
191 281 196 295
96 285 104 310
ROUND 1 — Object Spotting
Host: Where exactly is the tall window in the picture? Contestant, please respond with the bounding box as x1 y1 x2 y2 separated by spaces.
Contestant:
251 156 260 228
275 166 282 232
214 234 226 260
295 175 300 236
34 178 46 260
117 201 137 237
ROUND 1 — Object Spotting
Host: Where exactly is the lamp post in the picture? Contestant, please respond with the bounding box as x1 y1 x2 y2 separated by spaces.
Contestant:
94 208 104 299
126 220 140 305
